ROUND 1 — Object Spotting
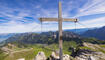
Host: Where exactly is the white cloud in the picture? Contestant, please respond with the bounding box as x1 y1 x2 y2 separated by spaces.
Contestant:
0 20 59 33
0 0 59 33
0 21 40 33
0 14 105 33
81 16 105 27
62 16 105 29
0 0 105 33
75 0 105 17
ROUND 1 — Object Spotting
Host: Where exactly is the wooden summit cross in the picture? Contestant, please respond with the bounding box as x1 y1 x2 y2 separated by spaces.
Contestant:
38 1 78 60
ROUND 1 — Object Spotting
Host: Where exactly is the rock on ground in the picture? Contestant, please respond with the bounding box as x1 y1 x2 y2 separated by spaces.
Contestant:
34 51 46 60
17 58 25 60
74 49 105 60
50 51 59 60
63 54 70 60
50 50 70 60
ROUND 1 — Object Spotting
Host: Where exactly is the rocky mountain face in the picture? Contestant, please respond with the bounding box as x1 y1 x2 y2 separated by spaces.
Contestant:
0 33 16 42
81 26 105 40
65 28 91 34
1 38 105 60
5 31 81 44
1 31 105 60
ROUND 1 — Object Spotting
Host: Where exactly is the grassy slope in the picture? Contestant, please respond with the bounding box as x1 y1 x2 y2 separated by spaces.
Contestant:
3 44 54 60
2 41 77 60
1 41 105 60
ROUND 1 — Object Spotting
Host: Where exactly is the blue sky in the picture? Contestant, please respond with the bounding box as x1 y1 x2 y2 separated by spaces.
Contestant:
0 0 105 33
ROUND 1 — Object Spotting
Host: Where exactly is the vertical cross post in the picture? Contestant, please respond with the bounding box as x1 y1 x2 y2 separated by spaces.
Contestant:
58 2 63 60
38 1 78 60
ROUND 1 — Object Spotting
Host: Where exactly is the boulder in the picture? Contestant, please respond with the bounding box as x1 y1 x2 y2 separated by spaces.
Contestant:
50 51 59 60
17 58 25 60
50 50 70 60
74 49 105 60
35 51 46 60
63 54 70 60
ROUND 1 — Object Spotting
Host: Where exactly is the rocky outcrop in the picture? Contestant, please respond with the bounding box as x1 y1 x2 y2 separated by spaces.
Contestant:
17 58 25 60
1 47 13 54
74 49 105 60
83 43 100 50
50 51 59 60
83 42 105 53
35 51 46 60
34 45 105 60
50 50 70 60
63 54 70 60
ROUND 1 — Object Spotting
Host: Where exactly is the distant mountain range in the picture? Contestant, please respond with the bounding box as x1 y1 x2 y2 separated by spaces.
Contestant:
0 28 91 42
3 31 105 46
0 33 15 42
64 28 95 34
81 26 105 40
0 26 105 44
0 33 22 43
4 31 81 44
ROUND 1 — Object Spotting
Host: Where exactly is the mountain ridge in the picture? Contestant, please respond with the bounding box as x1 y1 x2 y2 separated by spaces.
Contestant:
81 26 105 40
4 31 82 44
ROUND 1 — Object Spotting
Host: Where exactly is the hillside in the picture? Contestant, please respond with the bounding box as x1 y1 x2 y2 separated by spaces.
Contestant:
0 31 105 60
81 26 105 40
65 28 95 34
1 41 105 60
0 27 93 43
4 31 105 46
5 31 82 44
0 33 16 42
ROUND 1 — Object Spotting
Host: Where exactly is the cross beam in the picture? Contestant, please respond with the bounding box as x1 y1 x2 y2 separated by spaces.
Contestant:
38 1 78 60
39 18 78 22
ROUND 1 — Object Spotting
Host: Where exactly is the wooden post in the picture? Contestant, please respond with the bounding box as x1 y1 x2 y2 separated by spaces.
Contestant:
58 2 63 60
38 1 78 60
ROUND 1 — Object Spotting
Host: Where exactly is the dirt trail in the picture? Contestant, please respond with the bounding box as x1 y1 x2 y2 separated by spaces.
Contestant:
10 48 33 56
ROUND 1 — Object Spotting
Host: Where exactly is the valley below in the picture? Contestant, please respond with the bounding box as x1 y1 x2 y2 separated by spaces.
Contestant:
0 31 105 60
1 42 105 60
